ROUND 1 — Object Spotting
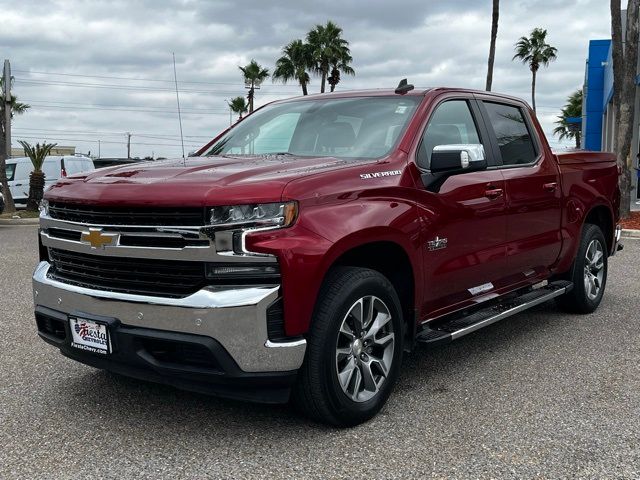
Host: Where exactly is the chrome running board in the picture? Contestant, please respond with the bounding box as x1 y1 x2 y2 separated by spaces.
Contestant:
416 281 573 346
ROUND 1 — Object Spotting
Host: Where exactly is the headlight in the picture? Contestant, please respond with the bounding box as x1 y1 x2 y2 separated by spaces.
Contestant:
208 201 298 229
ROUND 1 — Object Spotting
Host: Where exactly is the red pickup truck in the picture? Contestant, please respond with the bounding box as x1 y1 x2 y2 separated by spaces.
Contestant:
33 84 622 426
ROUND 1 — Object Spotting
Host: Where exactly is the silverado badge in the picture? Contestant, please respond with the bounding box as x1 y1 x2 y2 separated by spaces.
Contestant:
427 236 448 251
80 228 119 249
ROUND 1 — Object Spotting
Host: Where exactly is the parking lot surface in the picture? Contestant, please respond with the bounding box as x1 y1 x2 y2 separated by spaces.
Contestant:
1 224 639 479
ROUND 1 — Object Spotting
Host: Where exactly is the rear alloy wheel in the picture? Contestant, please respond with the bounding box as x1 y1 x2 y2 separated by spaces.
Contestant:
556 223 608 313
293 267 404 426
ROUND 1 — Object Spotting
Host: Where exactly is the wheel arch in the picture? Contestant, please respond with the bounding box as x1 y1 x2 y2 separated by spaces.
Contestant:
584 203 614 253
320 236 419 347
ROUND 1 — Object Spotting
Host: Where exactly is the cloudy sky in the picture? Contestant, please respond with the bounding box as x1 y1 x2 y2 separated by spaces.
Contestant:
2 0 611 158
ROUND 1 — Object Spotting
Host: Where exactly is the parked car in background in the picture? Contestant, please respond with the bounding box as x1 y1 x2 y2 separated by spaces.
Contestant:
6 155 94 207
0 191 4 214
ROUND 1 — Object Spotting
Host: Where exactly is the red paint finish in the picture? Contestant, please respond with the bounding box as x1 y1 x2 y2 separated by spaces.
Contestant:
45 88 620 338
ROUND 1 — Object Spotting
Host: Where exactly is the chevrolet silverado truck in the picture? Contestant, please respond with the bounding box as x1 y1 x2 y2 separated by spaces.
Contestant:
33 83 622 426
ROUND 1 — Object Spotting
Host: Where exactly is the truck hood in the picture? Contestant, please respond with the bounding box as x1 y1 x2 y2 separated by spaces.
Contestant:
46 155 350 207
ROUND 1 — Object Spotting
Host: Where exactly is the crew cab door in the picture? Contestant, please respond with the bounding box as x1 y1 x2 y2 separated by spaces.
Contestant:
477 99 562 280
411 97 509 318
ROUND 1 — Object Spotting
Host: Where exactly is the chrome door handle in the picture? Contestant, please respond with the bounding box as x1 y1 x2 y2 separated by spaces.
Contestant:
485 188 503 199
543 182 558 192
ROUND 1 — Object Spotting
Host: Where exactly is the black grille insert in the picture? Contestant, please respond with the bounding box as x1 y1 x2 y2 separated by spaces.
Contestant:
48 202 205 226
48 248 206 298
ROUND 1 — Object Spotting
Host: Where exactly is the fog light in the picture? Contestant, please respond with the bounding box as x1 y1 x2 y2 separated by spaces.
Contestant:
205 263 280 280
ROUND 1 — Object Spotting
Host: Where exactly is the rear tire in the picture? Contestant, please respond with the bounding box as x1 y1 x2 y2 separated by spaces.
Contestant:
293 267 404 426
555 223 608 314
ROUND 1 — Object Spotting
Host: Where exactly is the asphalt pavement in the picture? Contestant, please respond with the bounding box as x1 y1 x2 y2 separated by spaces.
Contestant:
1 224 639 479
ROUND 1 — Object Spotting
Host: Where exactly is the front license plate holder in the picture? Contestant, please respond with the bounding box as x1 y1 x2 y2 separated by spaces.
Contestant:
69 316 111 355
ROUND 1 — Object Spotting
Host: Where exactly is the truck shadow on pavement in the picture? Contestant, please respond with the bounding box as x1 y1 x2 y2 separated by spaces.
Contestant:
53 299 609 437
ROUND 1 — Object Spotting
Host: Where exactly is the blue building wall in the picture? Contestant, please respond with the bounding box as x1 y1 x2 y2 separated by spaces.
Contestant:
583 40 611 151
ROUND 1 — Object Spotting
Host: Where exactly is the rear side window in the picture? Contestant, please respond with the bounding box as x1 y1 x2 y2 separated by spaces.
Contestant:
417 100 481 169
483 102 537 166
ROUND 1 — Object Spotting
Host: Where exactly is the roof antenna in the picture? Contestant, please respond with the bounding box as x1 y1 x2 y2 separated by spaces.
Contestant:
395 78 414 95
172 52 186 164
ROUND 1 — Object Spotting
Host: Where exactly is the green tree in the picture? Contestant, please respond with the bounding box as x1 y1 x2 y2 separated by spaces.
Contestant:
307 21 354 93
553 89 583 149
0 76 30 214
273 40 314 96
18 140 56 212
512 28 558 112
227 96 248 121
239 59 270 113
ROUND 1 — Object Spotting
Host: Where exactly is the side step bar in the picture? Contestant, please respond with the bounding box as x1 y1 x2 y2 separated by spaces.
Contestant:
416 280 573 346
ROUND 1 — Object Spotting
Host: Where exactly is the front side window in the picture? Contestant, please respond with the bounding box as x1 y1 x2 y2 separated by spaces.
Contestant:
417 100 481 169
483 102 537 166
5 163 16 181
203 96 420 160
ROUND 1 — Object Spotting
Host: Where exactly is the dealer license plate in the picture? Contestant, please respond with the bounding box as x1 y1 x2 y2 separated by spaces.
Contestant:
69 317 110 354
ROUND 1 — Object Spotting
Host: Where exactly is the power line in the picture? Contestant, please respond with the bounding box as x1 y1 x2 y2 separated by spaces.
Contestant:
16 103 230 115
14 78 298 95
13 134 203 148
23 99 229 113
13 69 301 88
13 127 212 139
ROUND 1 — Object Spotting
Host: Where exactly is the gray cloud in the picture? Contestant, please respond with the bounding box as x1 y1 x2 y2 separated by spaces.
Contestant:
2 0 610 157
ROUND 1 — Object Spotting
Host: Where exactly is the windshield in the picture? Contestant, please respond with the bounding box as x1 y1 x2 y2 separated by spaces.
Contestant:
203 96 421 159
5 163 16 182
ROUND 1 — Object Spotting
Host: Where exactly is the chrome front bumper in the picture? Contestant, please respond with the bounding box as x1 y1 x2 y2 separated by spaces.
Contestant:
32 261 306 372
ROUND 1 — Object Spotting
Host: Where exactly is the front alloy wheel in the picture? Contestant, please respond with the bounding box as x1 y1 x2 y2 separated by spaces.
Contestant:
583 239 605 301
335 296 395 402
293 267 404 426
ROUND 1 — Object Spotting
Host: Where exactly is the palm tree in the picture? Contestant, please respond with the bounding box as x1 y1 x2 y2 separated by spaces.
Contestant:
307 21 354 93
228 96 248 121
239 59 270 113
18 140 56 212
273 40 314 96
485 0 500 91
512 28 558 112
553 89 583 149
0 76 30 214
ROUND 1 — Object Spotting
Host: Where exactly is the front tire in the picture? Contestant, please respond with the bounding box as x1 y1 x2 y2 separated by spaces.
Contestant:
556 223 608 313
293 267 404 426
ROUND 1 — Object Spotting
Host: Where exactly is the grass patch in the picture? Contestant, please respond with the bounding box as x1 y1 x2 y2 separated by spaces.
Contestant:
0 210 40 219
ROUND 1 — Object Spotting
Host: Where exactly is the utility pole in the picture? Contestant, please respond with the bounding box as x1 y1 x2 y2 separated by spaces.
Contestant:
3 60 10 159
1 59 16 213
126 132 131 158
98 139 101 158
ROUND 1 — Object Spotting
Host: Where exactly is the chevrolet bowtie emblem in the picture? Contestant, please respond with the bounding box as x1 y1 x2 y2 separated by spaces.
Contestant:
80 228 118 249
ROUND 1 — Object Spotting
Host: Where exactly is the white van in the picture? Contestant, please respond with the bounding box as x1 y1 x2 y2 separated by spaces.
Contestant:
5 155 94 207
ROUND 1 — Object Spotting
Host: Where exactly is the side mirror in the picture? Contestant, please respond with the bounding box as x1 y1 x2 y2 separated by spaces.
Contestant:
430 144 487 173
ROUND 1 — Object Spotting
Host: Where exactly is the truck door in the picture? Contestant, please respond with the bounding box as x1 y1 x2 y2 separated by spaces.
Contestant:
412 97 509 318
478 99 562 280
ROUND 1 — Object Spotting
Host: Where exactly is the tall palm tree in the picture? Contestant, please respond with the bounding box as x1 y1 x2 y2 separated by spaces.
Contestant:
307 21 354 93
18 141 56 212
485 0 500 91
227 96 248 121
272 40 314 96
0 76 30 214
512 28 558 112
239 59 270 113
553 89 583 149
